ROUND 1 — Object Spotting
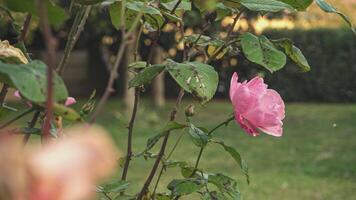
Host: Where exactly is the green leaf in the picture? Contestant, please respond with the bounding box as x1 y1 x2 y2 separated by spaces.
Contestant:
166 60 218 104
161 0 192 14
278 0 312 11
53 103 82 122
239 0 295 12
240 33 286 72
101 180 130 193
183 34 212 47
272 38 311 72
146 121 187 151
155 193 171 200
126 1 161 15
0 60 68 103
188 124 210 147
129 65 165 88
109 1 122 30
208 173 242 200
216 3 236 20
180 166 196 178
215 141 249 184
315 0 355 34
4 0 68 26
167 179 203 196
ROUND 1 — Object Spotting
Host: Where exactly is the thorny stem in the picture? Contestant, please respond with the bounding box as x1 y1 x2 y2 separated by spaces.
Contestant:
121 25 145 183
0 108 35 129
151 17 188 199
37 0 57 142
137 89 185 200
57 6 91 75
152 129 185 196
121 88 140 181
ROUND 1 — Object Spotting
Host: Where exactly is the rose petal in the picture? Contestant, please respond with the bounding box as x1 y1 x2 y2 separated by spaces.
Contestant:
229 72 240 101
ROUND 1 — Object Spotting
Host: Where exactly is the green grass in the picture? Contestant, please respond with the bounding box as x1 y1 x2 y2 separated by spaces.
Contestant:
92 100 356 200
4 100 356 199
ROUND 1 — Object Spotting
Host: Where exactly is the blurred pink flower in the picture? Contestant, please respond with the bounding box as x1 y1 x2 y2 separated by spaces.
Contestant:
229 73 285 137
0 126 119 200
64 97 77 106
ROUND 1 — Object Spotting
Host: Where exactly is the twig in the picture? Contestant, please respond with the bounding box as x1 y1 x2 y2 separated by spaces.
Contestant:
137 89 185 200
145 0 183 64
0 84 9 106
88 29 128 123
0 108 35 129
206 11 243 64
152 129 185 197
190 115 235 176
57 6 92 75
36 0 57 142
18 14 32 42
121 88 140 181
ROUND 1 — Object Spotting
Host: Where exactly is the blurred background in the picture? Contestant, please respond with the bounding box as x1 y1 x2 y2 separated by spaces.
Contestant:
1 0 356 199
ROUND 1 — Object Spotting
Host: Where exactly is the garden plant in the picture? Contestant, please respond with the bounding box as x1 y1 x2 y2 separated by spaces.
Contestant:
0 0 354 199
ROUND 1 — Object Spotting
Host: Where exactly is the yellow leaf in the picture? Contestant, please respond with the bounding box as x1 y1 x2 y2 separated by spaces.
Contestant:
0 40 28 64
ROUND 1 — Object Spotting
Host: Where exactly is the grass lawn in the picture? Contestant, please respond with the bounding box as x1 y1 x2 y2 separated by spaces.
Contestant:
3 100 356 199
92 100 356 200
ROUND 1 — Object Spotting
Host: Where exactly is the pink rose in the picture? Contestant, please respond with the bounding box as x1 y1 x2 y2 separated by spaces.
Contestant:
229 73 285 137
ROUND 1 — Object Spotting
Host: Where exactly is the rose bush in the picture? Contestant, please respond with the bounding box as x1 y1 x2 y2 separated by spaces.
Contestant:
0 0 354 199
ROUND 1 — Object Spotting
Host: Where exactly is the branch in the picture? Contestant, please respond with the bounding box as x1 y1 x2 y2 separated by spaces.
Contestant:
88 30 129 124
36 0 57 142
190 115 235 176
57 6 91 75
136 89 185 200
18 14 32 42
206 11 243 64
145 0 183 64
121 88 140 181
